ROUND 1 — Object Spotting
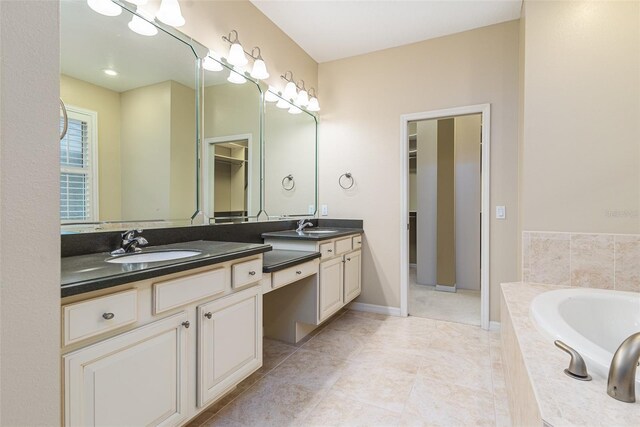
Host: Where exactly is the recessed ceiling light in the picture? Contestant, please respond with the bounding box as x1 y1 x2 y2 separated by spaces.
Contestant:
103 69 118 76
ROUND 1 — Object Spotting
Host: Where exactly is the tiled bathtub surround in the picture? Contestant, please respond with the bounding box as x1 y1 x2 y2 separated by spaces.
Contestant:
522 231 640 292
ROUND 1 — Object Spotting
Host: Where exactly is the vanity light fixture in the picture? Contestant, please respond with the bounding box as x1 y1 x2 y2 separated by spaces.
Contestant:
126 0 148 5
103 69 118 76
265 86 280 102
248 47 269 80
276 98 290 109
87 0 122 17
288 105 303 115
281 71 298 101
227 66 247 84
295 80 309 107
307 87 320 112
156 0 185 27
128 7 158 36
223 30 249 67
203 50 223 72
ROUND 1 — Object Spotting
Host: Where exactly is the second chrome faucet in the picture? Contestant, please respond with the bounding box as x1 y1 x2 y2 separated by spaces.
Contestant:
110 229 148 255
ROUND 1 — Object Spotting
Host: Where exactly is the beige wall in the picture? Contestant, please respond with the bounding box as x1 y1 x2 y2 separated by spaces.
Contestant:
521 0 640 234
318 21 520 320
181 0 318 91
60 74 122 220
0 1 60 424
436 119 456 287
416 120 438 286
170 81 197 219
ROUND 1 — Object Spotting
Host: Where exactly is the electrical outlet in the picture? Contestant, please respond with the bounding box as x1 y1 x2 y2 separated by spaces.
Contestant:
308 205 315 214
321 205 328 216
496 206 506 220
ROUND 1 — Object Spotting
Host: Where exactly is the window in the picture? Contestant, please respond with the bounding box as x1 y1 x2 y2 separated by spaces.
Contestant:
59 107 98 222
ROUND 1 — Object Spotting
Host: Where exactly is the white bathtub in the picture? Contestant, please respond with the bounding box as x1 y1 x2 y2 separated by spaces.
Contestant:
530 288 640 385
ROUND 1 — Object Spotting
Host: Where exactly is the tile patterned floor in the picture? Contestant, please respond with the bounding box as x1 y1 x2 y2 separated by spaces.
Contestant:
187 310 511 427
409 266 482 326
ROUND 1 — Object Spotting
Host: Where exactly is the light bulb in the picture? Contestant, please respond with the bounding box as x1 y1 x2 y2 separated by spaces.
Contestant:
87 0 122 16
128 8 157 36
203 55 223 72
156 0 185 27
296 89 309 107
288 105 302 115
265 87 279 103
250 58 269 80
228 43 248 66
103 69 118 76
276 98 290 109
283 81 297 101
307 96 320 112
227 67 247 84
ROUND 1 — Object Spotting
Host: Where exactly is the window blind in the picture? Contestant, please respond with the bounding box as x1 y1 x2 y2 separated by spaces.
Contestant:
60 115 93 221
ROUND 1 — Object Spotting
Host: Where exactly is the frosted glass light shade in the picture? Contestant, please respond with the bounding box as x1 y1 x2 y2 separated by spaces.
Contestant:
296 89 309 107
156 0 185 27
128 9 158 36
203 56 223 72
265 87 279 102
87 0 122 16
228 43 248 66
307 96 320 112
288 105 302 115
250 59 269 80
283 81 297 101
227 67 247 84
276 98 290 109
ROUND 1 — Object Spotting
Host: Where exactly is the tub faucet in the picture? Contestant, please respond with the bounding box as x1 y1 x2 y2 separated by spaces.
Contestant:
607 332 640 403
296 219 313 233
111 229 148 255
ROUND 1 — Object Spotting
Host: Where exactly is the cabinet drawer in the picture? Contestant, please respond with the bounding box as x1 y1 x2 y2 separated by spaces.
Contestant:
63 289 137 346
352 235 362 250
335 237 353 255
232 258 263 289
154 268 226 314
272 259 319 290
319 242 335 259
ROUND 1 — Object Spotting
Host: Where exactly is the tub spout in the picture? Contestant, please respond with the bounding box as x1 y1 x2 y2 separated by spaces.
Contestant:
607 332 640 403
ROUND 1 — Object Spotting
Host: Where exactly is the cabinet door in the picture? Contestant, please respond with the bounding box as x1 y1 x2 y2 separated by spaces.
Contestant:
344 250 362 304
198 285 262 407
64 312 189 427
319 256 344 322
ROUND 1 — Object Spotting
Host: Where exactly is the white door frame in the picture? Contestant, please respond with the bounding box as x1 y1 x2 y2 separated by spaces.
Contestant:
203 134 253 219
400 104 491 330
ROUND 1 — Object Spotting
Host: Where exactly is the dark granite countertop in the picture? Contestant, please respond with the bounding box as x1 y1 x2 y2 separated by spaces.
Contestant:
262 250 321 273
61 240 271 298
261 227 363 241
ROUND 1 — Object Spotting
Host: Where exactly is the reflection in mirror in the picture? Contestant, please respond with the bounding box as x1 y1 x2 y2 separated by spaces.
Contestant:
263 93 317 218
202 56 262 222
60 0 198 232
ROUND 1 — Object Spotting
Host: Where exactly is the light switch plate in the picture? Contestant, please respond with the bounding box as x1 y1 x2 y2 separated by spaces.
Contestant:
321 205 328 216
496 205 506 219
308 205 315 214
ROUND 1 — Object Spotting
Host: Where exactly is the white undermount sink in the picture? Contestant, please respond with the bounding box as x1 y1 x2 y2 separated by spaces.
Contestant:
106 250 201 264
303 230 338 234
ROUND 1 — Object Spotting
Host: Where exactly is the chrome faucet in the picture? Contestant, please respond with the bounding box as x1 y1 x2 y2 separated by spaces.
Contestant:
110 229 148 255
607 332 640 403
296 219 313 233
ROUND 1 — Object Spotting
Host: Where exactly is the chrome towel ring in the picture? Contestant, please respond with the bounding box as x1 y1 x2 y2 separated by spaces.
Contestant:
339 172 354 189
60 98 68 141
282 174 295 191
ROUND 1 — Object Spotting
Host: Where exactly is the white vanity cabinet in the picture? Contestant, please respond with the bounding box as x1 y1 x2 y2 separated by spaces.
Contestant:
343 250 362 304
64 312 189 427
61 254 265 427
197 286 262 407
319 256 345 321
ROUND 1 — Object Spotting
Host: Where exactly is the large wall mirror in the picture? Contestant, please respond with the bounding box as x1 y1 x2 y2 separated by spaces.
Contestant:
201 55 262 223
60 0 201 232
263 94 318 218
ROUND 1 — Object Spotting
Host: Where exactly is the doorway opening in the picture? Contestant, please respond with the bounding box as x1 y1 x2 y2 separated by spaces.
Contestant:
400 105 490 329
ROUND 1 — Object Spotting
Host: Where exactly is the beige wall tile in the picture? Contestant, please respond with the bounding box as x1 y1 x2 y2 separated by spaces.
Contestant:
524 232 570 286
614 235 640 292
570 234 614 289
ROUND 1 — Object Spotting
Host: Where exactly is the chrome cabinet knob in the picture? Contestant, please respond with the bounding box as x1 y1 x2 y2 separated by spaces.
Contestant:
182 321 190 329
102 312 115 320
296 270 302 275
204 312 212 319
346 258 351 261
249 271 256 276
327 249 333 253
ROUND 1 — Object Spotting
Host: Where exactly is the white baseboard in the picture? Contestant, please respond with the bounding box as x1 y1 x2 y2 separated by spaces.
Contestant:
349 302 402 317
489 321 501 331
435 284 457 293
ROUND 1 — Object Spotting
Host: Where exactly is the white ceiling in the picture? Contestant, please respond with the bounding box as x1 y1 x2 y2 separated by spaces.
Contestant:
250 0 523 63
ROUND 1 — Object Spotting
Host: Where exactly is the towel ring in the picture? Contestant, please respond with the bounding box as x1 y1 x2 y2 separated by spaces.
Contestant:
282 174 295 191
339 172 354 190
60 98 68 141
